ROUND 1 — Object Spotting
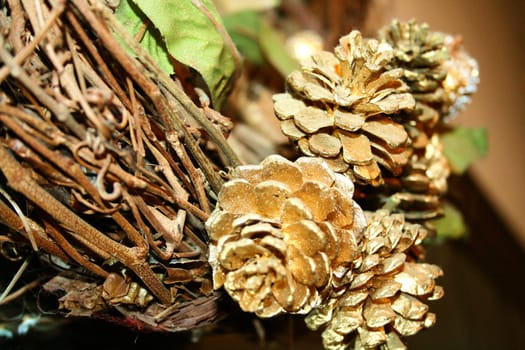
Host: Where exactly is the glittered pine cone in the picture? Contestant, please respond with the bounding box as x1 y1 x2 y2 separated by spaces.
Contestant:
379 19 449 128
380 19 479 126
387 134 450 221
360 134 450 223
273 30 415 187
305 210 443 350
440 34 479 121
206 155 367 317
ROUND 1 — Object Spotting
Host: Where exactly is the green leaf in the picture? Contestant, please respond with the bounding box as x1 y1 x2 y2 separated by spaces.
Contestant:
223 11 264 65
114 0 172 73
441 126 488 174
431 202 468 240
117 0 238 107
259 18 300 77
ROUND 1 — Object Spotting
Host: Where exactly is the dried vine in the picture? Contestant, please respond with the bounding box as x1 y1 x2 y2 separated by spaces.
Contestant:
0 0 236 330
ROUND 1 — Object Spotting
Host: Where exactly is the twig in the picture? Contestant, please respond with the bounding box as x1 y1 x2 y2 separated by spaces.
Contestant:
0 199 70 261
73 143 149 190
0 277 43 306
166 130 210 214
6 138 79 189
101 3 242 171
0 113 104 206
95 155 123 201
71 0 227 192
0 0 234 314
111 209 149 251
0 105 66 147
0 39 86 139
0 0 65 83
139 122 189 200
127 77 146 163
64 8 132 110
0 253 32 304
6 0 25 53
0 186 38 251
44 222 110 278
183 226 208 256
134 196 182 259
0 194 26 232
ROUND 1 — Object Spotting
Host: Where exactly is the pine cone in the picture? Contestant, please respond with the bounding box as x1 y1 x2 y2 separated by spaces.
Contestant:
440 34 479 121
379 19 449 129
273 30 415 186
387 135 450 221
380 19 479 126
372 20 475 223
206 155 367 317
305 210 443 350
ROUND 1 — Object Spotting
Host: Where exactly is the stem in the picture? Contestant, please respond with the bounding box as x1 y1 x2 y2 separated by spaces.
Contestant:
166 131 210 214
0 186 38 251
191 0 243 76
0 277 43 306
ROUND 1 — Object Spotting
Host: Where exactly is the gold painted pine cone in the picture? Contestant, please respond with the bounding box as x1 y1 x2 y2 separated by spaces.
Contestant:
379 19 449 128
273 30 415 187
305 210 443 350
206 155 367 317
380 19 479 125
387 134 450 221
378 20 446 163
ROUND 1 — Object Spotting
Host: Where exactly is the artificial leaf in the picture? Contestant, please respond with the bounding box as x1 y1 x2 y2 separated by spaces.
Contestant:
431 202 468 240
223 11 264 65
441 126 488 174
259 18 300 77
114 0 172 73
118 0 238 107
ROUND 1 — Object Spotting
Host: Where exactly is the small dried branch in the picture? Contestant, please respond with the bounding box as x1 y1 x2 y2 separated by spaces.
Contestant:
44 222 110 278
101 3 242 168
0 41 86 139
0 276 43 306
0 253 32 304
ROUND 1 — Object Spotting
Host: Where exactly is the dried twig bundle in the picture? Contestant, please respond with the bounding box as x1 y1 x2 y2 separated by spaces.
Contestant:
0 0 239 330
